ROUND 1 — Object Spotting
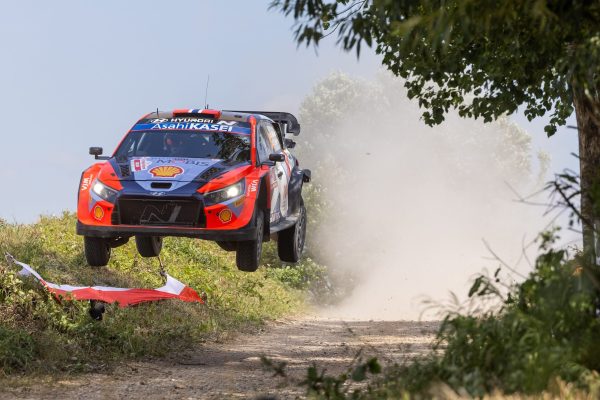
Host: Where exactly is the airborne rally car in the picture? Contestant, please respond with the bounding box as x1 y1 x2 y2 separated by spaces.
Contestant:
77 109 310 272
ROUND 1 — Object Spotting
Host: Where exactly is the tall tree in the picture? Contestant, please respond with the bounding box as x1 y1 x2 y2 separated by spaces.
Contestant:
272 0 600 256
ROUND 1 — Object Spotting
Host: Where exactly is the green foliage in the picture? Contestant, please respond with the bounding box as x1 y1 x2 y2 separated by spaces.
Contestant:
264 258 324 290
396 232 600 396
0 213 310 375
273 0 600 135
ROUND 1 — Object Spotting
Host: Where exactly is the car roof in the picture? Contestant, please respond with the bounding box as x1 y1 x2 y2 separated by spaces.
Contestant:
140 109 268 123
139 109 300 135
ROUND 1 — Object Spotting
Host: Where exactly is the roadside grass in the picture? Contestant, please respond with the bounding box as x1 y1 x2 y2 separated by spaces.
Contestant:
0 212 321 376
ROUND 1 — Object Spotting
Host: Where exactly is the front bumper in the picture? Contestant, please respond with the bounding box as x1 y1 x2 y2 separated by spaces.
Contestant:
77 221 257 241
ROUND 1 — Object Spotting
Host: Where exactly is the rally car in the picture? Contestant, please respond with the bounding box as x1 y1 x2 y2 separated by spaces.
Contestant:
77 109 310 272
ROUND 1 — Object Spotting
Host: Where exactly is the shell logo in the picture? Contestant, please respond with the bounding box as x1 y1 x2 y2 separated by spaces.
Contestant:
218 209 232 223
149 165 184 178
93 205 104 221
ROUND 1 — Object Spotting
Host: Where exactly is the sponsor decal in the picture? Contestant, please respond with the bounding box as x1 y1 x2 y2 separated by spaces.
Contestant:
150 118 237 125
131 158 152 172
131 121 250 135
233 197 245 207
152 122 234 132
270 210 281 223
93 205 104 221
149 165 184 178
218 209 232 223
155 158 212 166
80 175 93 191
248 179 259 193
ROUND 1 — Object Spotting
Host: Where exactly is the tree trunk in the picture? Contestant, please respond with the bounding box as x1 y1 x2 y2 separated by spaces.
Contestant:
573 86 600 261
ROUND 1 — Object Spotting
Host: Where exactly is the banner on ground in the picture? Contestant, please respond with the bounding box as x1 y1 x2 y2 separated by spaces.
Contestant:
5 254 204 307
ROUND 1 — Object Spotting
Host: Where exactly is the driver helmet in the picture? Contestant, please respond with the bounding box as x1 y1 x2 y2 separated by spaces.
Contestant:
164 133 185 155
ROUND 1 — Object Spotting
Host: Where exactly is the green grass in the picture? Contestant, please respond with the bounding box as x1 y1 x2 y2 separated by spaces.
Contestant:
0 212 320 376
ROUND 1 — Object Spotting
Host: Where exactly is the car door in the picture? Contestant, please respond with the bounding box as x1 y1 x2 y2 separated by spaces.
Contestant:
257 122 283 224
264 122 291 220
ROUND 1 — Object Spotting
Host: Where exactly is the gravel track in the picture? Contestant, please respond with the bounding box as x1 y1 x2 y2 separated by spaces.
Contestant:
1 317 438 400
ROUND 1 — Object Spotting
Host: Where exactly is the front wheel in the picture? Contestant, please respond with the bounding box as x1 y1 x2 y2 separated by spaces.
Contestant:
84 237 111 267
135 236 163 257
277 203 306 263
236 210 264 272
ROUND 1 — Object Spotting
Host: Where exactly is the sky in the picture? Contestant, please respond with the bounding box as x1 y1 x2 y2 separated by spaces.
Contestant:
0 0 579 223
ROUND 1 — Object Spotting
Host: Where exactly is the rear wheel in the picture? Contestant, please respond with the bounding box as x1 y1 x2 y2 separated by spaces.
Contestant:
278 202 307 263
236 210 264 272
84 236 111 267
135 236 163 257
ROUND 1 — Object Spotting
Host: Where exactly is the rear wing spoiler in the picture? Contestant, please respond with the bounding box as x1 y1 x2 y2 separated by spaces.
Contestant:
224 111 301 136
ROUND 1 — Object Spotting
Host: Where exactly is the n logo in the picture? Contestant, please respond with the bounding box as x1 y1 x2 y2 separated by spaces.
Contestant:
140 204 182 224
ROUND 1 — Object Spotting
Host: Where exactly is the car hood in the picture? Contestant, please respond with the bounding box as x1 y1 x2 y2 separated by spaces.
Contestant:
100 156 248 184
116 157 233 182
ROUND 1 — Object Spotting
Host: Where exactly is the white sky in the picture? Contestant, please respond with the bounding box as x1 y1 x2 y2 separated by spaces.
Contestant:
0 0 579 222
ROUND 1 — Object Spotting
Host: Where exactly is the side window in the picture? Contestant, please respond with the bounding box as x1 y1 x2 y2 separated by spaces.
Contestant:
272 123 285 149
257 123 271 163
134 133 147 155
265 123 283 152
116 132 141 158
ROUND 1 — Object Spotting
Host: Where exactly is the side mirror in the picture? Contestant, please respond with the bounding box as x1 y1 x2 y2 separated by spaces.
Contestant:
89 147 109 160
89 147 103 156
284 138 296 149
269 153 285 162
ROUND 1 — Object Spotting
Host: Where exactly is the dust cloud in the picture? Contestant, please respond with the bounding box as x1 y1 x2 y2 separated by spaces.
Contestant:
296 72 551 320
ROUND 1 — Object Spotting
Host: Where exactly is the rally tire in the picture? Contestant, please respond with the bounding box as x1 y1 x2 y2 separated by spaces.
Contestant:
236 210 264 272
278 202 307 263
84 237 111 267
135 236 163 258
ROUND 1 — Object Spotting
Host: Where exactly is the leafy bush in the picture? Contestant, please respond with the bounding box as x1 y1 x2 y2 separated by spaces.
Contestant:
406 231 600 396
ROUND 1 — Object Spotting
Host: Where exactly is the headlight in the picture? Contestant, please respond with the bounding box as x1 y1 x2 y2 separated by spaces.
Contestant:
204 180 245 205
92 180 118 202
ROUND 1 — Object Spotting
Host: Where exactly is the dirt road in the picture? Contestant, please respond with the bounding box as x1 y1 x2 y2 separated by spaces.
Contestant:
1 317 438 400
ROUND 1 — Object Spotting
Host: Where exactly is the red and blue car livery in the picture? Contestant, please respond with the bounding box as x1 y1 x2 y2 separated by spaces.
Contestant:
77 109 310 272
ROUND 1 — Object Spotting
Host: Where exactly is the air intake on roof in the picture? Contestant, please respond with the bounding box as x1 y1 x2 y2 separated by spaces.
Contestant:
172 109 221 119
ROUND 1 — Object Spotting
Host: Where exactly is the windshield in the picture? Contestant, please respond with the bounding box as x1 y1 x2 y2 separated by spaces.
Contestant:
114 131 251 162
